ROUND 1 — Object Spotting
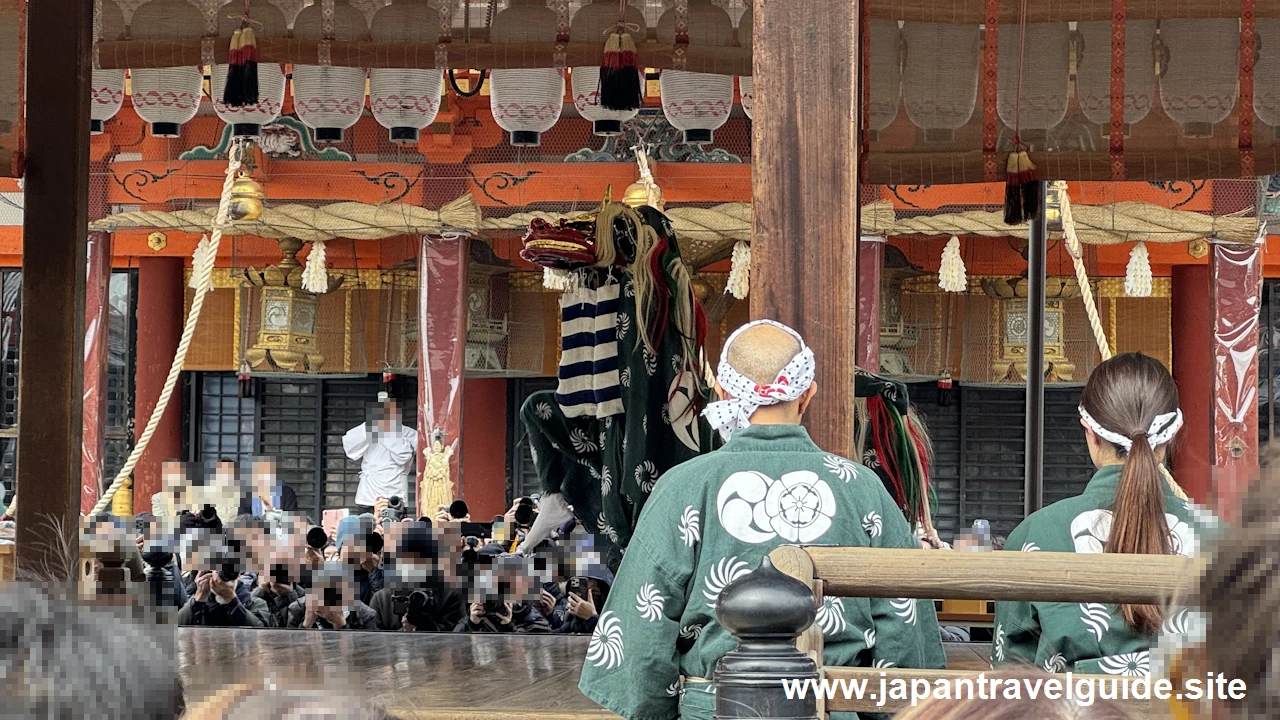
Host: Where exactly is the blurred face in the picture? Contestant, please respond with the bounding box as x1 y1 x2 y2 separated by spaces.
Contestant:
340 539 379 572
214 462 237 489
251 461 275 495
161 462 184 493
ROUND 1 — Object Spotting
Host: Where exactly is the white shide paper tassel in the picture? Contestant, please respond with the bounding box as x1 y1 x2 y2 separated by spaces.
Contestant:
1124 241 1152 297
543 267 573 292
302 240 329 294
938 235 967 293
726 241 751 299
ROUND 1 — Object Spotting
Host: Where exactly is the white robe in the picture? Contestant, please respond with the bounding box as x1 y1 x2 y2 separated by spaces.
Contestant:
343 422 418 507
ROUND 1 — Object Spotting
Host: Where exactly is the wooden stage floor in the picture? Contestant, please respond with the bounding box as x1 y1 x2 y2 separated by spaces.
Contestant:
179 629 991 719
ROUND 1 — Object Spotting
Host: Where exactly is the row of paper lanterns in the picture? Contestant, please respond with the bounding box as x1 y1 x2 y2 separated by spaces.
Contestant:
92 0 755 146
878 18 1272 142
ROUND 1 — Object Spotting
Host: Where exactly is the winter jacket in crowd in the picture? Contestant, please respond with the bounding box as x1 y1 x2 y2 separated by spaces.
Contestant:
285 598 379 630
177 576 273 627
369 585 467 632
453 602 551 633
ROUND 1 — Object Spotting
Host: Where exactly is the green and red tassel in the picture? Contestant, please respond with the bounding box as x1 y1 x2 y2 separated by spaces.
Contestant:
222 25 259 107
599 26 641 111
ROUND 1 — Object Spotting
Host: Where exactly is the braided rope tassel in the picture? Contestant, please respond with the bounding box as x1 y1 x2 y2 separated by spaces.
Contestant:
1057 180 1113 361
91 140 247 516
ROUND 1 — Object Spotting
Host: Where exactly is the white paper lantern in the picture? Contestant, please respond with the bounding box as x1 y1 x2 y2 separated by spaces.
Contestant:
127 0 204 138
902 22 980 142
90 0 126 135
292 2 369 143
867 19 902 141
369 69 444 143
1255 19 1280 135
131 67 203 138
657 0 735 144
1075 20 1156 133
91 69 125 135
1159 19 1239 138
210 63 287 138
370 0 445 143
570 0 648 136
489 0 564 147
737 6 753 120
997 23 1070 144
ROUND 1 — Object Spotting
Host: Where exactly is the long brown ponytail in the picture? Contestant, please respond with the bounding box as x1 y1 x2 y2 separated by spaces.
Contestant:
1078 352 1179 635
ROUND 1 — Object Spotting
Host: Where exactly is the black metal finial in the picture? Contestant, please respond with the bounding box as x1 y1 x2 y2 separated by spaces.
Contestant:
712 555 820 720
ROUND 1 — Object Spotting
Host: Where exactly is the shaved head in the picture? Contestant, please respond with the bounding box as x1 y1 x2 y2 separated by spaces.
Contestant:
725 323 804 385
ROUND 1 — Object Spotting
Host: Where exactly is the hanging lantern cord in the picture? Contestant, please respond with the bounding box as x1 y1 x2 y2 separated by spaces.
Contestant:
90 139 248 517
449 68 488 98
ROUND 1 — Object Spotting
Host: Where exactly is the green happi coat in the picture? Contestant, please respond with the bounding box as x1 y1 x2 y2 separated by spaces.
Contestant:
578 424 947 720
992 464 1215 676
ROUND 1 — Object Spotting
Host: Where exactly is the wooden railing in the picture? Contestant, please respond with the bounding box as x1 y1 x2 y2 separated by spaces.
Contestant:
766 546 1204 716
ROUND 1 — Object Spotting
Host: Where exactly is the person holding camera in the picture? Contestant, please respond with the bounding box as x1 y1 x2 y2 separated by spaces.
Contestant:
286 565 378 630
135 512 187 610
553 568 613 634
370 521 465 631
455 554 550 633
342 392 418 516
334 515 386 604
176 563 272 627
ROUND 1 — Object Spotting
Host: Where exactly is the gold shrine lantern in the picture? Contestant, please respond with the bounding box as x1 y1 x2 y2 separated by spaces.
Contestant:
243 237 342 372
980 276 1079 383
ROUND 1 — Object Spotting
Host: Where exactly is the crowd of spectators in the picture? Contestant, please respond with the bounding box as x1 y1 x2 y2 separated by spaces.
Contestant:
103 459 612 635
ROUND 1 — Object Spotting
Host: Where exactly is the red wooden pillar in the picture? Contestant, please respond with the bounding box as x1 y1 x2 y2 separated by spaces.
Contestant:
1208 242 1263 521
416 235 469 507
857 237 883 371
1170 264 1212 504
133 257 185 511
80 230 112 513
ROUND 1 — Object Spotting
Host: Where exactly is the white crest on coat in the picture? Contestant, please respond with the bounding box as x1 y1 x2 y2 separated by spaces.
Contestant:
815 597 847 636
862 512 883 538
636 584 664 622
667 372 702 452
716 470 837 545
1080 602 1111 642
586 611 624 669
1070 509 1197 557
823 455 858 482
1098 651 1150 677
890 598 918 626
703 556 751 609
678 506 701 547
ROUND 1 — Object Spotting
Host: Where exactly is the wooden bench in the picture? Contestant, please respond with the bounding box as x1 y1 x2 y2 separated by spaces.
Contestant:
769 546 1205 716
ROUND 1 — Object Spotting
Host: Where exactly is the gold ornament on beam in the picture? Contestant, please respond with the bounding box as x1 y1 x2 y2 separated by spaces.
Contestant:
622 144 665 211
227 171 265 222
242 237 343 373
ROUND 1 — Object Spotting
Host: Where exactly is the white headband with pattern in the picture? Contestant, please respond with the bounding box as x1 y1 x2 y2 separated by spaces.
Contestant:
1078 406 1183 451
702 320 815 441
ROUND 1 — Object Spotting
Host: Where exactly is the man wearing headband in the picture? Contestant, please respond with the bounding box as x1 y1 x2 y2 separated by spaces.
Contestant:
578 320 945 720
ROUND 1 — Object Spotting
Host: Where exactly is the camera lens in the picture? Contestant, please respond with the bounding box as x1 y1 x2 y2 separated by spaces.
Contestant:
306 526 328 550
388 496 403 509
323 586 341 607
218 564 238 583
200 506 218 522
514 505 536 527
408 590 430 609
449 500 469 519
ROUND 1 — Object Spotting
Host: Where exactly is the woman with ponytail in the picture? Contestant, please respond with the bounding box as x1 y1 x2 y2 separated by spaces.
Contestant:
992 352 1211 675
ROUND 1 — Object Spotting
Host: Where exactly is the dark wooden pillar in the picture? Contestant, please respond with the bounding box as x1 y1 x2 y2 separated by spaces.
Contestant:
16 0 93 576
749 0 859 456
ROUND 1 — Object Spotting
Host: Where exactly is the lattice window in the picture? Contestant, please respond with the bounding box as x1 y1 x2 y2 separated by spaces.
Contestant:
1260 281 1280 446
199 374 258 473
103 271 136 482
258 379 320 516
508 377 557 503
912 383 1093 542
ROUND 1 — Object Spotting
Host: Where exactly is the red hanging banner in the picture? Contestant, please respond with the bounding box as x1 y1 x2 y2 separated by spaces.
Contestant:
1239 0 1256 177
416 235 469 502
1108 0 1126 179
982 0 1000 181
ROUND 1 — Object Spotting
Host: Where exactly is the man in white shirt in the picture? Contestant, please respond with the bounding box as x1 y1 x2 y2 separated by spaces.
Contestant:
342 392 418 515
